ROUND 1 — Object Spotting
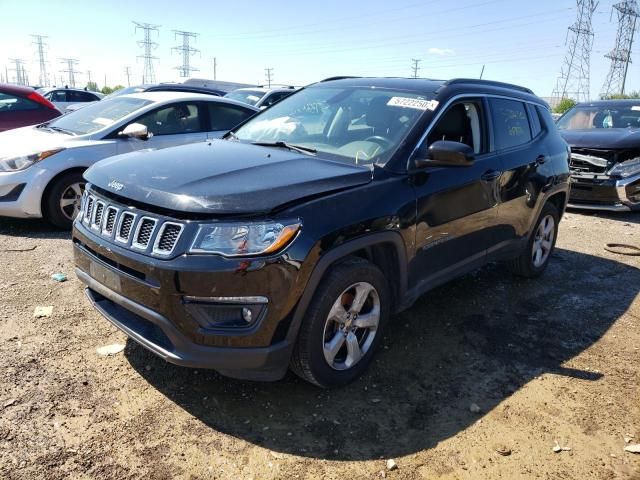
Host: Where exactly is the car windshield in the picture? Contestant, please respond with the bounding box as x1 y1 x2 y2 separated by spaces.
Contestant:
232 85 432 166
104 86 147 99
224 90 265 106
46 97 153 135
558 104 640 130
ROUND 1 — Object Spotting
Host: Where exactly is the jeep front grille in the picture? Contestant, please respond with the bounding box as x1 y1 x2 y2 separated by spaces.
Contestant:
79 193 184 257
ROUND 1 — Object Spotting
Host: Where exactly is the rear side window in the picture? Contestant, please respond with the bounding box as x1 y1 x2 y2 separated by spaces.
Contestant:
0 93 41 112
527 104 542 137
208 104 255 131
262 91 292 108
537 105 557 132
68 91 98 102
489 98 532 150
48 91 68 103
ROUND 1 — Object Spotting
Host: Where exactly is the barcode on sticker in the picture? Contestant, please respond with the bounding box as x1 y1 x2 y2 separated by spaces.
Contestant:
631 106 640 111
387 97 439 111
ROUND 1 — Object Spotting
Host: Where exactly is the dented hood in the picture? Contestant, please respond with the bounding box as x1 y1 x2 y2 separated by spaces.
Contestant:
84 140 373 215
560 128 640 150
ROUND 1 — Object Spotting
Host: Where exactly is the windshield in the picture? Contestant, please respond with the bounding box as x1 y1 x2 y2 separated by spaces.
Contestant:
558 104 640 130
104 86 147 99
224 90 265 106
232 86 431 166
47 97 153 135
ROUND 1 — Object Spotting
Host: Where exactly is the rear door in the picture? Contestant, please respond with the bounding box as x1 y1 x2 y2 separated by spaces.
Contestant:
409 97 503 289
487 97 556 258
117 101 208 154
0 92 54 131
205 102 257 139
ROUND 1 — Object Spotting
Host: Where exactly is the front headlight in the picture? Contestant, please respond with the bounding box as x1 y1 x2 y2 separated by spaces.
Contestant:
608 157 640 178
0 149 64 172
190 220 301 257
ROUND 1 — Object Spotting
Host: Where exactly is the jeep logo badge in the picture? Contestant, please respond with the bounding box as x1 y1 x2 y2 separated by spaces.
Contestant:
108 180 124 192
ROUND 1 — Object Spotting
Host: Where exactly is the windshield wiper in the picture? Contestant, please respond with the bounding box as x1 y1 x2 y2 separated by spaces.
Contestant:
223 130 239 141
47 126 76 136
251 141 317 156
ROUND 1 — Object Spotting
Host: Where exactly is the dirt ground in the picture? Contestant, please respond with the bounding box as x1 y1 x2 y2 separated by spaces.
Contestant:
0 210 639 480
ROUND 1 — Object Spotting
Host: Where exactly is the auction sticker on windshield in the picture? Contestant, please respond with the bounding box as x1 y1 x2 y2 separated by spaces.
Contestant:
387 97 438 111
632 106 640 111
93 117 115 126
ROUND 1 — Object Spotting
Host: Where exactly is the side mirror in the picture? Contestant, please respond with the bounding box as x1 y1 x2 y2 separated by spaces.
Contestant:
118 123 152 140
414 140 475 168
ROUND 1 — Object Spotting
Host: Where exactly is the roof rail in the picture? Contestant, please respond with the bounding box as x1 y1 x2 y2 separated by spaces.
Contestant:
319 76 361 82
444 78 534 95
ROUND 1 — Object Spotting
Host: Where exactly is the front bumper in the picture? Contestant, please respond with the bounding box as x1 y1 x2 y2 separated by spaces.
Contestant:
73 220 305 381
0 166 54 218
568 172 640 212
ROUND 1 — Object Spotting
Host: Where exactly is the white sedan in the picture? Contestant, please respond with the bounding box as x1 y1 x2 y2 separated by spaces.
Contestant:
0 92 258 227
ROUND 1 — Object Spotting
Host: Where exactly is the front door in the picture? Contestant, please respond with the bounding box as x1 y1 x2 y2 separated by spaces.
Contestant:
409 98 503 290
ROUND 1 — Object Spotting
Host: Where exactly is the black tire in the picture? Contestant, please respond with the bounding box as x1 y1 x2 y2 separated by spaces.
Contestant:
290 257 391 388
507 202 560 278
43 171 86 229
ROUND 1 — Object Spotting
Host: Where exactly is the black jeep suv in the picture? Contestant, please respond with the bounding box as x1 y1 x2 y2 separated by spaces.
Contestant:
73 77 570 387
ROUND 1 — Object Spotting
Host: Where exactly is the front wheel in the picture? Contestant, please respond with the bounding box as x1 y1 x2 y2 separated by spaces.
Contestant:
507 202 559 277
43 171 85 229
290 258 391 388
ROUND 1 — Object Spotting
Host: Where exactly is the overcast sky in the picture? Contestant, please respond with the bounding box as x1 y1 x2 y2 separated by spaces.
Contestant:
1 0 636 99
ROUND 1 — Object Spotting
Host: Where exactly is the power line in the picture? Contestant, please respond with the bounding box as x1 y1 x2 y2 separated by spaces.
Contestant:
134 21 160 84
552 0 598 102
9 58 27 85
265 67 274 87
31 34 49 87
411 58 422 78
59 58 80 87
600 1 639 97
172 30 200 78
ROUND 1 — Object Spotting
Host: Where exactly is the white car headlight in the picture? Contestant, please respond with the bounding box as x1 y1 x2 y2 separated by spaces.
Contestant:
190 220 301 257
608 157 640 178
0 149 64 172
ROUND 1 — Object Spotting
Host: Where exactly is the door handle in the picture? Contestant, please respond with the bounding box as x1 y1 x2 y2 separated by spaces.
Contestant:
535 155 547 165
481 170 502 181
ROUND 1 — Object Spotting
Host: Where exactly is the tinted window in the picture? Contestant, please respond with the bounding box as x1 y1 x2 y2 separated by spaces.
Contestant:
0 93 41 112
136 103 202 135
68 91 98 102
489 98 532 150
527 104 542 137
537 105 557 131
428 100 486 154
208 104 254 131
224 90 264 106
262 91 292 107
49 91 68 103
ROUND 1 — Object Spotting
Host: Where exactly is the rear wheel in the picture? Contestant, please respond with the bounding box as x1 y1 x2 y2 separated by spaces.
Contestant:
507 202 559 278
43 172 85 229
290 258 390 388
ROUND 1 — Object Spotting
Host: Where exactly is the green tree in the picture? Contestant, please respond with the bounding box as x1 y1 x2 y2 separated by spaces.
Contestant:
101 86 114 95
602 91 640 100
86 81 98 92
553 98 577 115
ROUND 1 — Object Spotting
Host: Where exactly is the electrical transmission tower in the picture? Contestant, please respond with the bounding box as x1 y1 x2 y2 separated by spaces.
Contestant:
265 67 274 87
31 34 49 87
59 58 80 87
600 1 639 97
134 21 160 84
552 0 599 102
411 58 422 78
172 30 200 77
9 58 27 85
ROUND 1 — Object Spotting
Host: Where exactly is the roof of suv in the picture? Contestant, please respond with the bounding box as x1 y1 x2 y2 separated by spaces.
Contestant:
313 77 542 105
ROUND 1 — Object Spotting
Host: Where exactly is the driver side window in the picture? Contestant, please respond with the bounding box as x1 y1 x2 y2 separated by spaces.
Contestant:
135 102 202 136
427 100 485 154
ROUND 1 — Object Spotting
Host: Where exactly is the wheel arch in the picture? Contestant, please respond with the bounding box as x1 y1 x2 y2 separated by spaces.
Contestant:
40 167 88 217
285 231 408 345
546 191 567 219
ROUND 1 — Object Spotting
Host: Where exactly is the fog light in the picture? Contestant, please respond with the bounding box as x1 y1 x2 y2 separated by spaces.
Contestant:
242 307 253 323
182 296 267 331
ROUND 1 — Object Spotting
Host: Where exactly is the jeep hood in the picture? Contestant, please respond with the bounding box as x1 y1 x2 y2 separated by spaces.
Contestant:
560 128 640 149
84 140 373 215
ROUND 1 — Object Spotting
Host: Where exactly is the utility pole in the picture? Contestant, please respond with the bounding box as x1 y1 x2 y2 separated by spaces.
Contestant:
134 21 160 84
59 58 80 87
9 58 27 85
265 67 274 87
411 58 421 78
213 57 217 80
552 0 598 103
124 66 131 86
87 70 92 88
172 30 200 78
31 34 49 87
480 65 486 79
600 1 639 97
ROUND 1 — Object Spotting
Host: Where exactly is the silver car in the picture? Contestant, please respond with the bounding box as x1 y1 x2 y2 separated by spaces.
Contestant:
0 92 258 228
37 87 104 111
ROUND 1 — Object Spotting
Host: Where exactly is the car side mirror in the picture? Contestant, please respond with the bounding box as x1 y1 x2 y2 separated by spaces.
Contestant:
414 140 475 168
118 123 152 140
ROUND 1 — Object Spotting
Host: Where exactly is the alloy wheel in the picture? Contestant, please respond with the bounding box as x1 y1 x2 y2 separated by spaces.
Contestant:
59 182 85 221
532 214 555 268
